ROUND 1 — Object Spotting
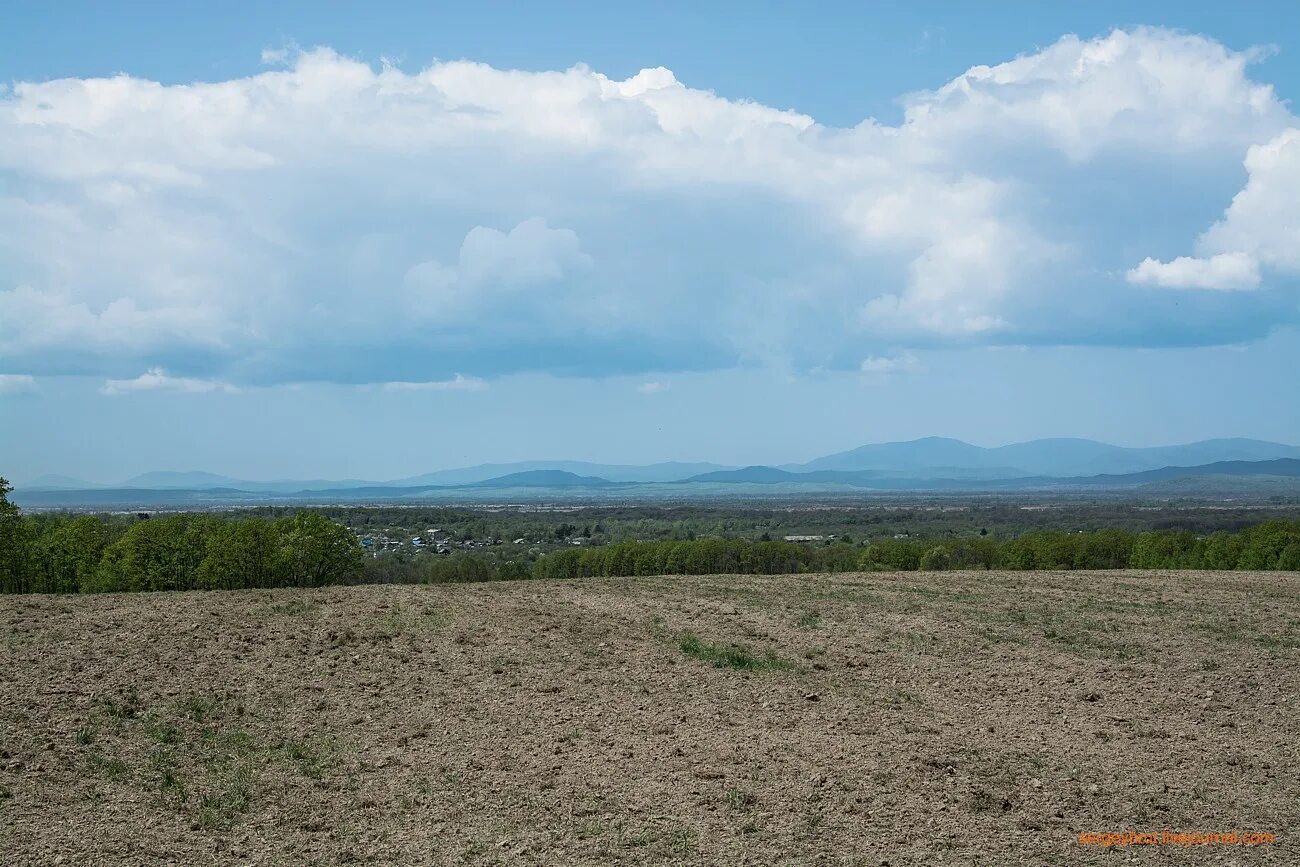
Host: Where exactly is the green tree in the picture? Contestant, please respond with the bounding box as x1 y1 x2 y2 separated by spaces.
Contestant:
1200 531 1245 570
999 537 1039 570
33 516 110 593
0 478 34 593
919 546 952 571
1237 521 1300 570
198 519 282 590
1130 530 1201 569
944 538 1000 569
92 515 214 592
1078 528 1135 569
858 539 922 571
1030 532 1084 570
274 513 363 587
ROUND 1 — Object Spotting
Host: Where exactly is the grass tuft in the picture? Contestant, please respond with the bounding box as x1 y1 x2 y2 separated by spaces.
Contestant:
796 610 822 629
678 632 790 671
724 786 757 811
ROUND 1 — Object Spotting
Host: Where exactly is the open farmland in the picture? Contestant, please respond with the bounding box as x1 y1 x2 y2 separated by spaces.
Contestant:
1 570 1297 865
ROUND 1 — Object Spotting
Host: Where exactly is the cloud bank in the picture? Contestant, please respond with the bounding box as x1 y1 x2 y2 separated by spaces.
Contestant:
2 27 1298 387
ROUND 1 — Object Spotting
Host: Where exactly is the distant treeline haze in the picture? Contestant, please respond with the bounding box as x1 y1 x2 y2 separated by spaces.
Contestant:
1 481 1297 594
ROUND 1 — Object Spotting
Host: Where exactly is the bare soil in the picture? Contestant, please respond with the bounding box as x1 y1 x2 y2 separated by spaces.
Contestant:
1 570 1297 865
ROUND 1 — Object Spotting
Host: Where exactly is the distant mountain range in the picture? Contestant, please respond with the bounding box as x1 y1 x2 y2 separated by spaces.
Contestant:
683 458 1300 489
784 436 1300 477
388 461 728 486
14 437 1300 507
20 461 730 492
467 470 618 489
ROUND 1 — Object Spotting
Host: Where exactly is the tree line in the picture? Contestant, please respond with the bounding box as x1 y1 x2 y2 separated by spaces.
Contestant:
2 479 1297 595
454 523 1299 581
1 479 362 594
855 524 1300 571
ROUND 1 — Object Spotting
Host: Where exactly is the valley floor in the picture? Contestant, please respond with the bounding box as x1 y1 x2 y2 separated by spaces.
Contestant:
1 570 1297 865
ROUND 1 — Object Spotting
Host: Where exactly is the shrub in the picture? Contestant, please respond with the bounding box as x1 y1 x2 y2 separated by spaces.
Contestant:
919 546 952 571
1130 530 1201 569
858 539 923 571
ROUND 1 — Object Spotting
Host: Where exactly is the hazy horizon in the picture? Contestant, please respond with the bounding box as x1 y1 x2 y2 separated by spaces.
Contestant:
15 433 1300 488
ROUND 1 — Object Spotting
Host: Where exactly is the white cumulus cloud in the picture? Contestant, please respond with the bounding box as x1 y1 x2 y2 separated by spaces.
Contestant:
1127 252 1262 291
0 28 1296 385
380 374 487 392
402 219 592 319
1126 128 1300 293
100 368 239 395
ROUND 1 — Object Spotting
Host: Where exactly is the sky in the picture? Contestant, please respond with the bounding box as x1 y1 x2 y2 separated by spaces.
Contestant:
2 1 1299 484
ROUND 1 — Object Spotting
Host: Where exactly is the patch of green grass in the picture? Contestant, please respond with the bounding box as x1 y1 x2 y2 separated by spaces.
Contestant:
800 810 825 832
665 828 698 855
724 787 757 812
374 611 407 638
182 695 220 723
418 606 451 629
74 689 332 833
1199 657 1220 671
574 819 606 840
619 827 658 849
892 629 941 653
276 736 333 779
888 687 921 706
973 625 1024 645
678 632 790 671
1255 633 1300 650
796 610 822 629
198 764 253 830
995 608 1031 626
144 716 180 745
372 604 450 639
1040 620 1141 660
95 689 142 720
85 748 130 780
150 748 188 804
1195 620 1248 642
200 726 255 758
1076 596 1182 614
267 598 320 617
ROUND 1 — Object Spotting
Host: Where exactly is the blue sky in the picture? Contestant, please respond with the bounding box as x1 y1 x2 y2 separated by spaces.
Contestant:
2 2 1299 483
